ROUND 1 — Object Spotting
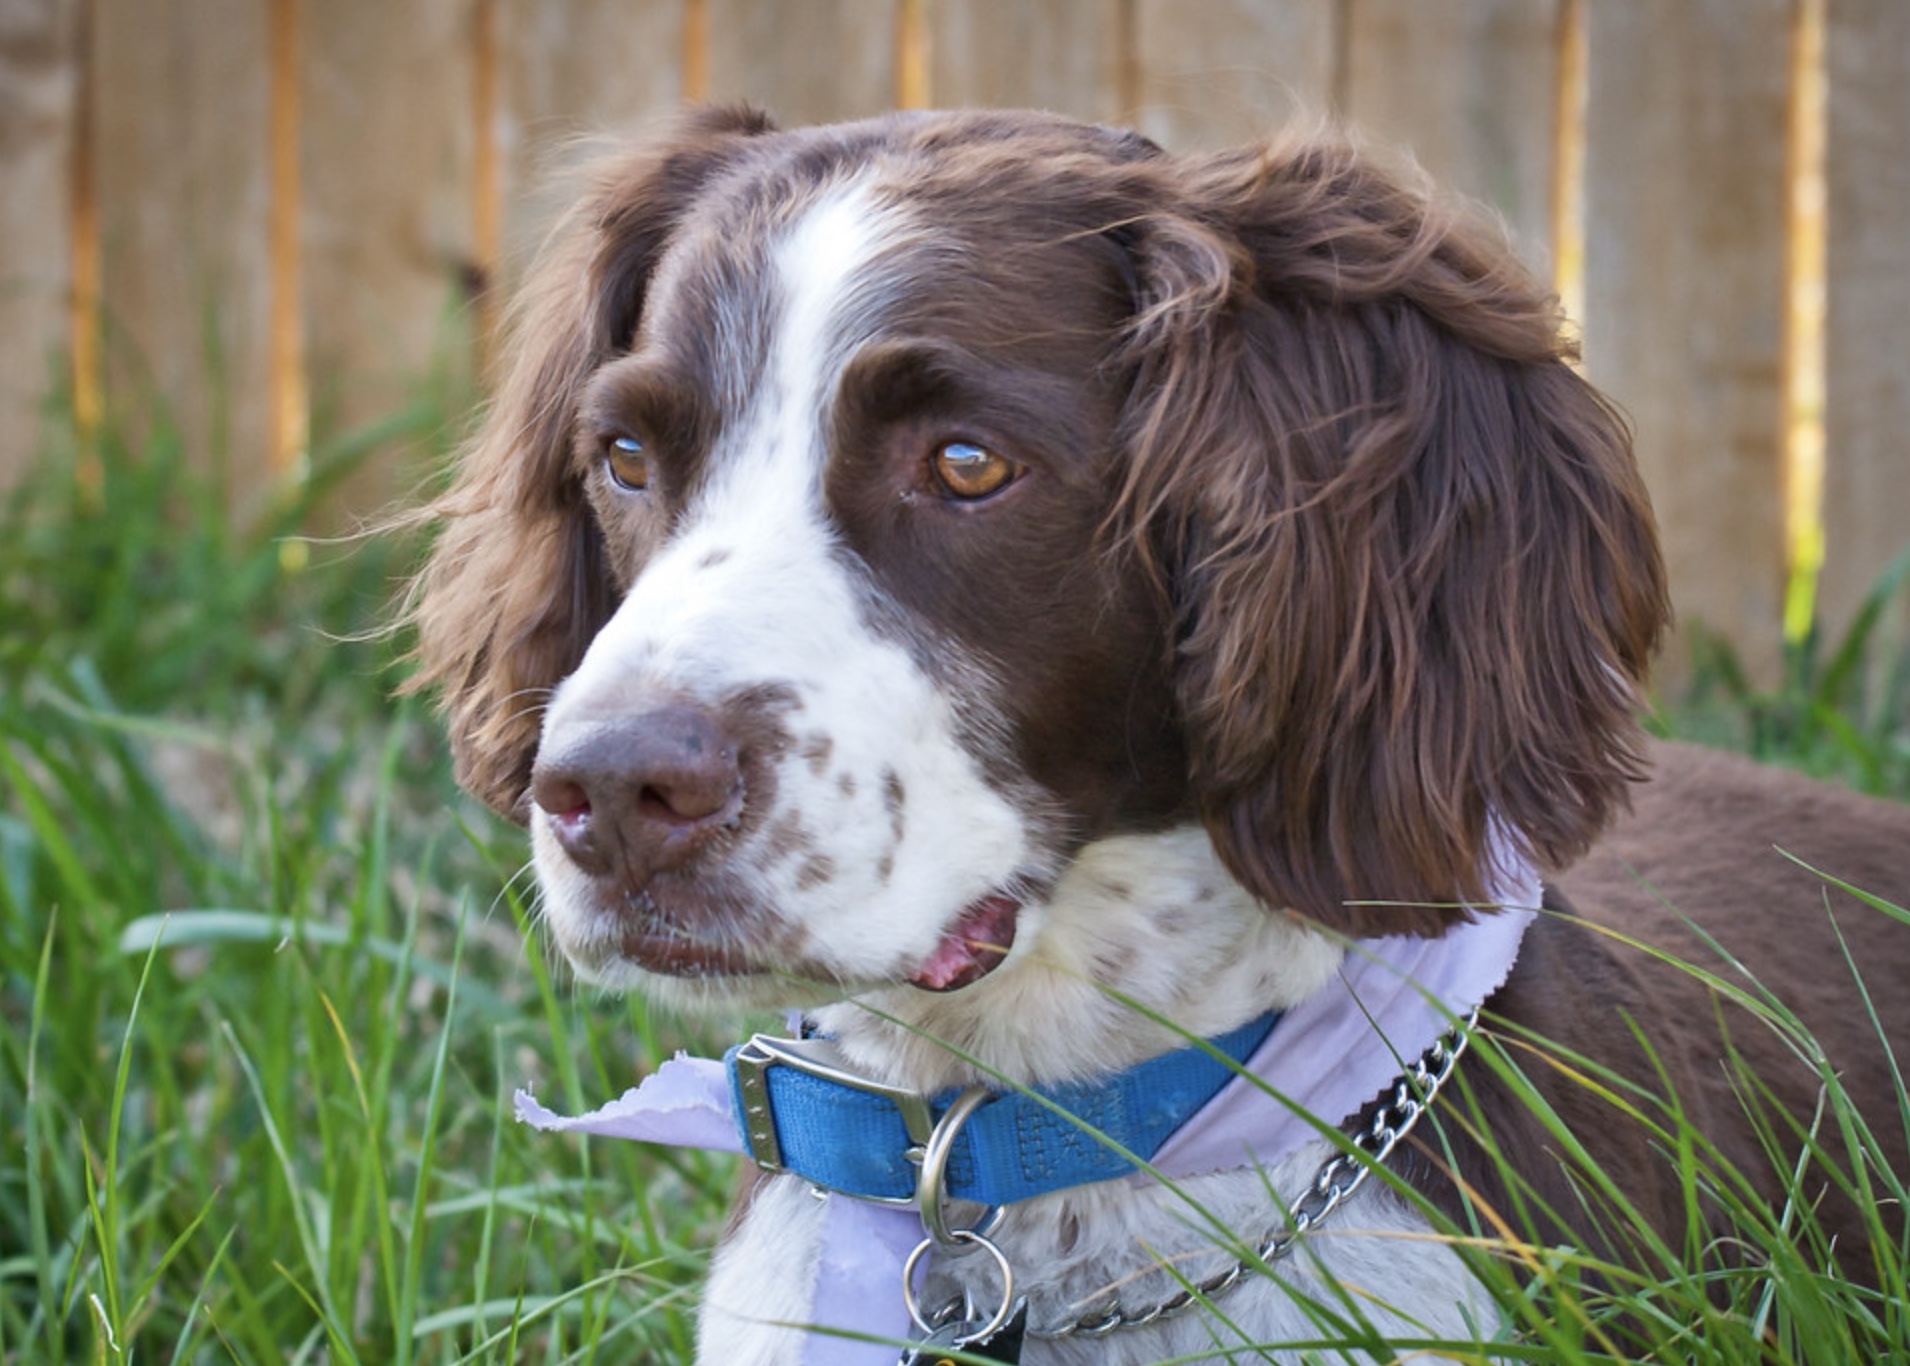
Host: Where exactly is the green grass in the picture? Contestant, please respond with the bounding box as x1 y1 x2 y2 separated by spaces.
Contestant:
1663 550 1910 800
1 407 727 1362
3 396 1907 1363
1419 901 1910 1364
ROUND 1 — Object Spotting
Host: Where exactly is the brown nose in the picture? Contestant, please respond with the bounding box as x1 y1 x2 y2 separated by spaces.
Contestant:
530 704 743 884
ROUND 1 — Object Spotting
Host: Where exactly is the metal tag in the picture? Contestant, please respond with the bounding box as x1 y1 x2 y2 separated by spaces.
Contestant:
897 1298 1027 1364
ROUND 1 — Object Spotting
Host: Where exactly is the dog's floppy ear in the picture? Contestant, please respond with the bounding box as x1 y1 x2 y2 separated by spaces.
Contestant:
1115 135 1670 937
405 105 774 820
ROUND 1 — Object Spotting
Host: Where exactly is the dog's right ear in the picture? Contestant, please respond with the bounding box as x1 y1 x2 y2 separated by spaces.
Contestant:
405 105 774 821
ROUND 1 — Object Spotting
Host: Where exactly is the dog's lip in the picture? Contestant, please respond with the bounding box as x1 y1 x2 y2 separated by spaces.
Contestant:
613 923 756 978
908 893 1020 992
561 874 1024 989
587 884 762 978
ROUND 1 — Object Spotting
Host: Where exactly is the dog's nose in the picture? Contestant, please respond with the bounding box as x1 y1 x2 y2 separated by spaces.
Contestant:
530 704 743 882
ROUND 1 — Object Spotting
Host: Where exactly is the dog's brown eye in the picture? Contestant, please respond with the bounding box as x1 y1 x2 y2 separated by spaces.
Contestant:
604 435 649 491
931 441 1018 500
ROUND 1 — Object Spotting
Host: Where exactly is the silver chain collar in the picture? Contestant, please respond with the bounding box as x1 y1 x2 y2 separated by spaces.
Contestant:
941 1007 1479 1343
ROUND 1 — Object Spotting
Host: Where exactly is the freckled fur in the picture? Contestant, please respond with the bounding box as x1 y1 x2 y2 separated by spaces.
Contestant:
408 104 1910 1362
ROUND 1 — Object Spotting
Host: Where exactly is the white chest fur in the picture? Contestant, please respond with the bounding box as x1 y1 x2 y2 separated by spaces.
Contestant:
699 1148 1497 1364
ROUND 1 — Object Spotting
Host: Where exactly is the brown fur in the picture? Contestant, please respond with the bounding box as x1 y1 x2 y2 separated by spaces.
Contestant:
405 105 775 817
1417 741 1910 1273
1108 136 1670 936
407 106 1908 1297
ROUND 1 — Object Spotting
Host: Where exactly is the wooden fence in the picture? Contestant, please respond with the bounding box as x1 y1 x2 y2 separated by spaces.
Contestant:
2 0 1906 680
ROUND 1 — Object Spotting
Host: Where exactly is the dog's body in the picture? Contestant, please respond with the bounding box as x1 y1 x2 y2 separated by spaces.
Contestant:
412 106 1910 1361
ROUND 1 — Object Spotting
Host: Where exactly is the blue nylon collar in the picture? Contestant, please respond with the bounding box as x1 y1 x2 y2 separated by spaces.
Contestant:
722 1011 1278 1207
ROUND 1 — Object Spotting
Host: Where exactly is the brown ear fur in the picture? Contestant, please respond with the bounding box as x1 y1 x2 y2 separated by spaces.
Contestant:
1115 135 1671 936
404 105 774 819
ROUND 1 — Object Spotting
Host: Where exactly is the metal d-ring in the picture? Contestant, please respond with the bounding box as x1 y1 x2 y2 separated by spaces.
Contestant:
913 1084 1005 1250
901 1229 1017 1340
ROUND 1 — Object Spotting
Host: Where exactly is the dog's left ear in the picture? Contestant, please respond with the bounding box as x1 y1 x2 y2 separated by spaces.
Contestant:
1114 136 1670 938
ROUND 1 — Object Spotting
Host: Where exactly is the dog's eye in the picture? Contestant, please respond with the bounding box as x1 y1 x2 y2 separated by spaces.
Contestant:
604 435 649 491
931 441 1019 500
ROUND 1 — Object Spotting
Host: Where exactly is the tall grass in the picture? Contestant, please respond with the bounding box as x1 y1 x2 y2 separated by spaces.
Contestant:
1 408 727 1362
1417 902 1910 1364
2 395 1906 1363
1667 550 1910 800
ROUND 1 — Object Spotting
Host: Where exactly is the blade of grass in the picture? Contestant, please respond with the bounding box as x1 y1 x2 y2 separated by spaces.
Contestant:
79 913 170 1358
223 1019 360 1363
23 909 65 1361
397 895 469 1364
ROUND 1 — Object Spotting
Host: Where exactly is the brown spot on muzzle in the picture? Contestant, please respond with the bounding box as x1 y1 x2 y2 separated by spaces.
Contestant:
882 767 906 845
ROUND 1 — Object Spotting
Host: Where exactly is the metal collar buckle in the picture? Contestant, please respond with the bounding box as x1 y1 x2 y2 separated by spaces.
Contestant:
730 1032 937 1204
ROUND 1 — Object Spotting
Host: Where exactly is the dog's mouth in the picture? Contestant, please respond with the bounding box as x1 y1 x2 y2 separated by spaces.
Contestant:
908 893 1020 992
559 876 1021 994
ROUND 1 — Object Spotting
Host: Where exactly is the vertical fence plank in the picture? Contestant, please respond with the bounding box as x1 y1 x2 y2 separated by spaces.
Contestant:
3 0 1890 641
495 0 686 286
928 0 1125 122
267 0 305 479
1132 0 1335 151
0 0 79 480
1340 0 1558 272
301 0 477 511
1581 0 1792 684
1817 0 1910 648
703 0 896 125
91 0 273 500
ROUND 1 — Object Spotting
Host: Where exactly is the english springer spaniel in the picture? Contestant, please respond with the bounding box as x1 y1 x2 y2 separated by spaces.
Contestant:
409 105 1910 1363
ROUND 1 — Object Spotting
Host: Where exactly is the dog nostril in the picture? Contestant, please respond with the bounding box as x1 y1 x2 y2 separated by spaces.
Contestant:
637 781 728 825
531 703 745 881
531 772 592 822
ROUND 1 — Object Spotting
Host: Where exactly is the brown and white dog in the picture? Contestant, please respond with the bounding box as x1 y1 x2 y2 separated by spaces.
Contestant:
410 105 1910 1362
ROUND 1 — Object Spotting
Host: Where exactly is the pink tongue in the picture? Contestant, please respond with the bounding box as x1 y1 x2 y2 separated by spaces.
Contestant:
909 895 1019 992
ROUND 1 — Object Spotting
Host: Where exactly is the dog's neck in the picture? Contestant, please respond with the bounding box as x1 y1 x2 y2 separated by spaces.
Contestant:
811 825 1347 1093
517 822 1538 1364
716 828 1537 1366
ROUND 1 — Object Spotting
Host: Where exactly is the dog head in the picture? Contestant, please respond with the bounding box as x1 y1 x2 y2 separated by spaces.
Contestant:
409 106 1667 1009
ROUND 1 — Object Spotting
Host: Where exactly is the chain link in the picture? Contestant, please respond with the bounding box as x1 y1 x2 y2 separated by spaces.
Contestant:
1027 1008 1478 1342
